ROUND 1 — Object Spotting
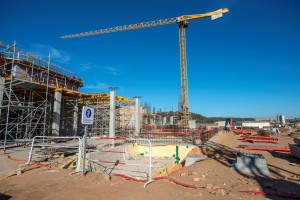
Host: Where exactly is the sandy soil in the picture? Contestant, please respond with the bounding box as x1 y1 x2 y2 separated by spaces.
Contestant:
0 132 299 200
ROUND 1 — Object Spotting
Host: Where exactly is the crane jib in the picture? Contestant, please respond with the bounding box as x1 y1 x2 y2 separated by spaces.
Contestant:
60 18 178 39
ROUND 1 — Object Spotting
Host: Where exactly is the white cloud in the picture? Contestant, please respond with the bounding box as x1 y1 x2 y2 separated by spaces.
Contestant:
104 66 120 76
84 82 109 90
30 44 70 63
80 64 91 72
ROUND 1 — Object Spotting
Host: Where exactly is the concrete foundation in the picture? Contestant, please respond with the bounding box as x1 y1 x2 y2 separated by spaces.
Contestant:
88 144 197 179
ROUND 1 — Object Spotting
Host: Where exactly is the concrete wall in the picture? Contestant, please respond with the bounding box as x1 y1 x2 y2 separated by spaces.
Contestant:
128 144 197 163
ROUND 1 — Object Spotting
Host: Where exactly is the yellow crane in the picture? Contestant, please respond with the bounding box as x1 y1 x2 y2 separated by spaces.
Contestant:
60 8 229 130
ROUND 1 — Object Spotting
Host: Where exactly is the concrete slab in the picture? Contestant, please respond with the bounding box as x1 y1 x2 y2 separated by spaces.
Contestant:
232 153 269 176
0 147 30 178
184 154 207 167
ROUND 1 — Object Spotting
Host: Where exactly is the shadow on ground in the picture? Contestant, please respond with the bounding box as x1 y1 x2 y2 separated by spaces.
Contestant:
202 143 300 199
0 193 12 200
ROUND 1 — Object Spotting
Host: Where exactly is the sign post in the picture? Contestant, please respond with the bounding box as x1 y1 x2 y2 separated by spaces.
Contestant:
81 106 94 176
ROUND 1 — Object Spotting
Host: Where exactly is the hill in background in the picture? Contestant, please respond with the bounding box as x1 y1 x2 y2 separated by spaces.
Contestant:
190 112 255 124
154 111 255 124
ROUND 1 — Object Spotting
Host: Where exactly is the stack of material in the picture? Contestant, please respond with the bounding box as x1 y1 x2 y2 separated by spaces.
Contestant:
290 137 300 159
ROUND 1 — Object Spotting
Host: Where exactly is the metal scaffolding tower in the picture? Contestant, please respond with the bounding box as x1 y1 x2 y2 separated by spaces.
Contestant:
0 41 135 151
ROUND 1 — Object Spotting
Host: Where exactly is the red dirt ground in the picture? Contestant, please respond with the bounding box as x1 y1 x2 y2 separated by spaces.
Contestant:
0 131 299 200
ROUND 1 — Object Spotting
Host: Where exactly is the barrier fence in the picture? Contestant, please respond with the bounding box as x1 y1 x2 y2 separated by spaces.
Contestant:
25 136 83 172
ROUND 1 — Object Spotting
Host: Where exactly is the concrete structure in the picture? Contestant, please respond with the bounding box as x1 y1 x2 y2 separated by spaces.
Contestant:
109 87 117 138
170 116 174 125
0 41 135 145
73 100 78 135
185 155 207 166
162 117 167 125
134 97 141 135
188 120 196 129
52 90 62 135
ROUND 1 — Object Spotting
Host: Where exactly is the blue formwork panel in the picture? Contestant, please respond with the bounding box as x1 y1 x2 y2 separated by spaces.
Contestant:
232 153 269 176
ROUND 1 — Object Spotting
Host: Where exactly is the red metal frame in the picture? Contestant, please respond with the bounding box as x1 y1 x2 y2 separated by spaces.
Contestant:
243 136 279 144
243 146 290 152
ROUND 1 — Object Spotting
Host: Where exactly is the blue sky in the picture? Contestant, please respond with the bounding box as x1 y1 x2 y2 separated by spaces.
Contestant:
1 0 300 118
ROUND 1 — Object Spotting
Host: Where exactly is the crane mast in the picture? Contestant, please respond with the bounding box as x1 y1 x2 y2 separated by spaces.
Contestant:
60 8 229 130
179 21 189 129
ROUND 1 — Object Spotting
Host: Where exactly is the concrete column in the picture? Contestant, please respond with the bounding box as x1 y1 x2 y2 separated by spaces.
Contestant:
134 96 141 135
52 90 62 135
163 117 167 125
109 87 117 138
150 117 154 126
0 77 4 117
170 116 174 125
73 100 78 136
158 116 162 126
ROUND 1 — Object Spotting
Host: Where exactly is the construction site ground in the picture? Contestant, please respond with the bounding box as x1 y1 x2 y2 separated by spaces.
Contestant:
1 132 300 200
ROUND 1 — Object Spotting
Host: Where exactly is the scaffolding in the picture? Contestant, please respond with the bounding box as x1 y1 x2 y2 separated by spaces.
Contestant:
0 41 135 149
0 40 219 150
78 94 135 136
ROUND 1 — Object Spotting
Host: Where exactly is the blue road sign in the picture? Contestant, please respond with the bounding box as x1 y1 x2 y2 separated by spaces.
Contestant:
86 109 92 118
81 106 94 125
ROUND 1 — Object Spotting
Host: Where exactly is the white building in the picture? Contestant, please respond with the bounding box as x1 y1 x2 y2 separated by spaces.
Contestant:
215 121 226 127
278 115 286 125
233 121 270 129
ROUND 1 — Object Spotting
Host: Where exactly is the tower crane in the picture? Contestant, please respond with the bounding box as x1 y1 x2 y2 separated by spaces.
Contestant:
60 8 229 130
